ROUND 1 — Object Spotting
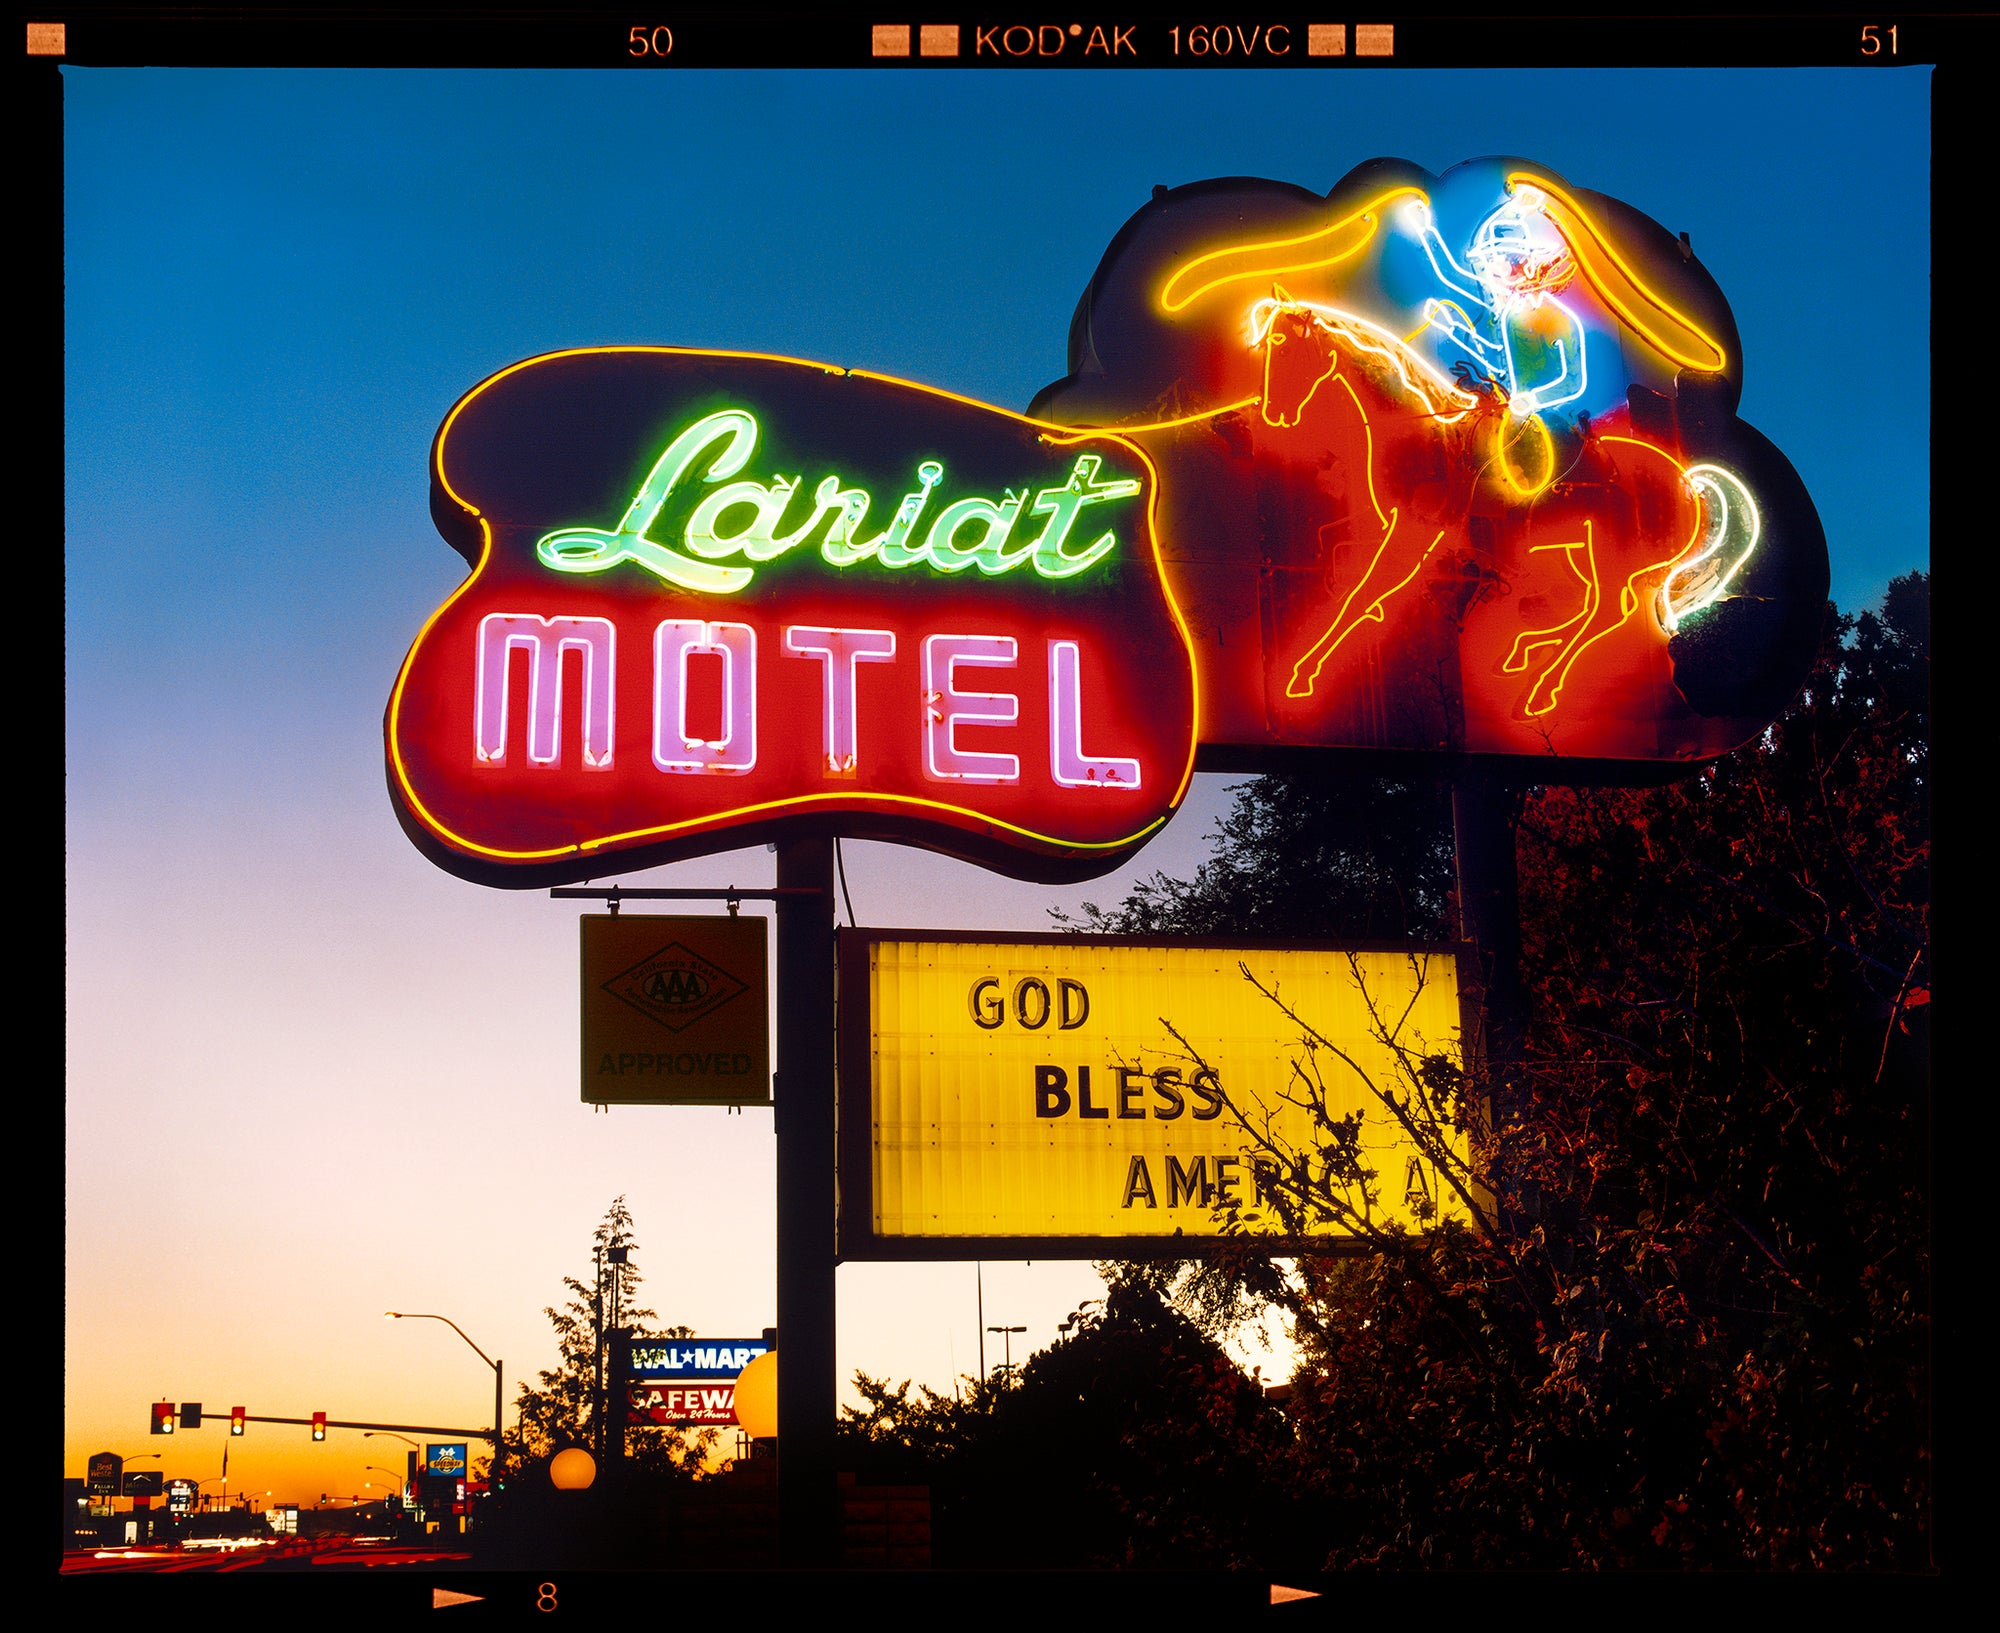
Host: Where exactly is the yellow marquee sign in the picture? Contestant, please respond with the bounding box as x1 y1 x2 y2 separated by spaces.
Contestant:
837 931 1472 1257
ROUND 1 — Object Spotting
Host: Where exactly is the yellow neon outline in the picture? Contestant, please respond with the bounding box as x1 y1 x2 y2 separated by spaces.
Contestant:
396 346 1203 866
1340 372 1390 532
1279 373 1445 698
1507 173 1730 375
1257 310 1338 430
1086 395 1264 434
1158 186 1427 314
1492 411 1556 500
1041 421 1203 820
1502 434 1707 717
1249 297 1477 424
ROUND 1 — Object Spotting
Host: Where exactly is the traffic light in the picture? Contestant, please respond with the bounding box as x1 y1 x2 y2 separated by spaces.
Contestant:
179 1401 203 1430
151 1401 175 1436
230 1405 246 1436
311 1411 327 1441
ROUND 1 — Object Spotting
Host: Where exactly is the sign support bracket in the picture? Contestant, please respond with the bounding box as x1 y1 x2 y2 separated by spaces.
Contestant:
554 884 822 919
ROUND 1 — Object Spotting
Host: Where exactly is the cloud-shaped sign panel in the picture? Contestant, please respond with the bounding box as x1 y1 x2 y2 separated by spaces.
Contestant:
1032 155 1828 768
387 159 1827 887
387 353 1200 887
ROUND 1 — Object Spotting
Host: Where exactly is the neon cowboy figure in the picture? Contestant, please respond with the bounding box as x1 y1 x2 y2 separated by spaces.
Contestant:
1411 184 1591 433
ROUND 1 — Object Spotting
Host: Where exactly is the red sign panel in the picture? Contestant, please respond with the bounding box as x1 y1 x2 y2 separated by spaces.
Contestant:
389 356 1196 885
1030 155 1825 769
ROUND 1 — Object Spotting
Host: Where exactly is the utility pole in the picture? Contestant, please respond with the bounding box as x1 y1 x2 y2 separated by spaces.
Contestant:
591 1242 605 1464
987 1324 1026 1386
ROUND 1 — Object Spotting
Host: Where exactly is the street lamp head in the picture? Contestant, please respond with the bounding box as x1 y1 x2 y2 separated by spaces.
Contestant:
385 1311 402 1319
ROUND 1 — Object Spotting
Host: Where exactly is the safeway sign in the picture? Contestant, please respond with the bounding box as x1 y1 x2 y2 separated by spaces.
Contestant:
631 1383 739 1427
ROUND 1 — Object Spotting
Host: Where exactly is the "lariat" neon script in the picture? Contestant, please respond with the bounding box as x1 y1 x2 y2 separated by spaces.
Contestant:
535 407 1143 595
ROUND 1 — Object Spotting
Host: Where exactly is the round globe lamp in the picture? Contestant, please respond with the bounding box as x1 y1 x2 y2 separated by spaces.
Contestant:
734 1350 778 1440
548 1447 596 1491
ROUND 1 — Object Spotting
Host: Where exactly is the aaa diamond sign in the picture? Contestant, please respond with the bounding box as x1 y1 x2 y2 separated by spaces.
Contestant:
580 914 768 1106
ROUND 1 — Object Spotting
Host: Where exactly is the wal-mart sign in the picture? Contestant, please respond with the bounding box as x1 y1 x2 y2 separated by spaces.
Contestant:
630 1339 768 1380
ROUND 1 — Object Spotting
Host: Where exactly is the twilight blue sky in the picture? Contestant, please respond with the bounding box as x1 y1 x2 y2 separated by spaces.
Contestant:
64 67 1927 1494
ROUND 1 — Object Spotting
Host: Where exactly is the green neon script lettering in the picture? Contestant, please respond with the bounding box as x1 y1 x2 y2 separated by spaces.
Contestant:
925 489 1032 574
804 477 877 566
1027 455 1141 577
684 474 804 562
872 461 946 568
535 407 1141 594
536 409 760 593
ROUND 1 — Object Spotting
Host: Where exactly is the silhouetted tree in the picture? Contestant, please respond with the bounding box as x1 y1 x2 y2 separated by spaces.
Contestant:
1063 577 1930 1569
498 1197 714 1483
1056 772 1454 941
838 1275 1296 1568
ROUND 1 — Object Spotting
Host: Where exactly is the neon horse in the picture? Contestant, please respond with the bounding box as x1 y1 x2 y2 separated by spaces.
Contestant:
1250 290 1757 717
1250 290 1473 700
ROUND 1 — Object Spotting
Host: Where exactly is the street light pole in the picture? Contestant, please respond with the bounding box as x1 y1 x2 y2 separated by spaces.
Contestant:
986 1325 1026 1385
114 1451 162 1497
384 1312 505 1483
364 1430 421 1520
590 1244 604 1463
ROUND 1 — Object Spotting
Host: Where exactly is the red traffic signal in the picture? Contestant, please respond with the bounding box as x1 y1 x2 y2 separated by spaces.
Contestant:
311 1411 327 1441
230 1406 246 1436
150 1401 175 1436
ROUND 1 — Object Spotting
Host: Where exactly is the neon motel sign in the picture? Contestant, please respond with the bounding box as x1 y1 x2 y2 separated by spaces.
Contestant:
390 355 1195 884
387 157 1826 886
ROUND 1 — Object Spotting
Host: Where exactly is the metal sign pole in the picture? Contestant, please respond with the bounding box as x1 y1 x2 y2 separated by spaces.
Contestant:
774 836 837 1567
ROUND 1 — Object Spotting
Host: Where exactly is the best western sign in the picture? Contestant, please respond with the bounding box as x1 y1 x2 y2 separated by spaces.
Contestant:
837 931 1471 1256
385 158 1826 888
